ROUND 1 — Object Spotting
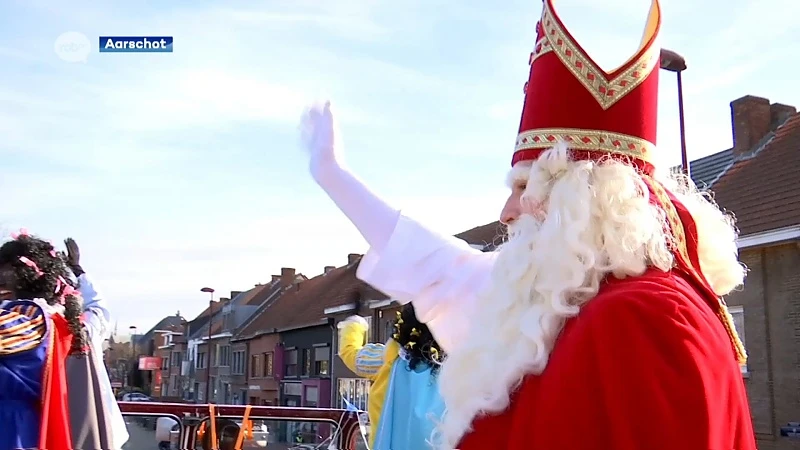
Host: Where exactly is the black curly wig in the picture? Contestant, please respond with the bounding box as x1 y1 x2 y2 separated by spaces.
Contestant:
392 303 445 375
0 233 87 355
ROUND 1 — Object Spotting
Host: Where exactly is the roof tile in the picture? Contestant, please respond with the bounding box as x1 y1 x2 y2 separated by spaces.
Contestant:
235 262 374 337
710 113 800 236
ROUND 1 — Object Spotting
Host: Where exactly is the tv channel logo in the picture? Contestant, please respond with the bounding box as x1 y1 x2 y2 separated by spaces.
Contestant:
99 36 173 53
54 31 92 63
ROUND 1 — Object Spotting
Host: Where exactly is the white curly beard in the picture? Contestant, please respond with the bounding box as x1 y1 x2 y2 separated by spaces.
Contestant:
433 213 580 449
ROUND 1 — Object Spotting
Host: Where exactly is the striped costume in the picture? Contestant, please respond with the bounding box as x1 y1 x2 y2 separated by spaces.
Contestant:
0 299 73 450
338 316 445 449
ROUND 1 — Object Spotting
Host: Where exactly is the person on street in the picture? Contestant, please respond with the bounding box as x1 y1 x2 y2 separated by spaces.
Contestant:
338 303 445 449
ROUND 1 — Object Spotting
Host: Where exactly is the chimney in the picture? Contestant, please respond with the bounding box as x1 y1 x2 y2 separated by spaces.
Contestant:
770 103 797 129
347 253 362 265
324 266 336 274
271 275 281 284
230 291 243 300
280 267 296 287
731 95 771 157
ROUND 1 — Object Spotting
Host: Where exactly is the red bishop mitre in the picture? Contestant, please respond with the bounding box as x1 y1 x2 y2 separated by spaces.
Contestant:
510 0 748 366
512 0 661 175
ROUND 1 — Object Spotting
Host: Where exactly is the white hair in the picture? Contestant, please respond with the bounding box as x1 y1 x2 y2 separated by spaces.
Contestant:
433 143 745 448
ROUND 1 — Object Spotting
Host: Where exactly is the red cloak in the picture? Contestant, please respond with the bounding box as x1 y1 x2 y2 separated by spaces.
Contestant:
38 313 74 450
457 269 756 450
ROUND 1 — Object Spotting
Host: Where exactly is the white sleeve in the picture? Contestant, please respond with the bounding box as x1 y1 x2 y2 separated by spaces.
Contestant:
78 273 112 344
357 214 496 353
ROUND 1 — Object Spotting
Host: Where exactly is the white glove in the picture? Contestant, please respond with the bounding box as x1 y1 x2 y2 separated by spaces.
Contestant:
337 315 369 330
298 100 402 254
299 101 343 178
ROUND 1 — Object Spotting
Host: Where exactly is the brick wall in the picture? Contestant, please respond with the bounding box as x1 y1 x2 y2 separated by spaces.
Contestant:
243 333 281 405
726 243 800 450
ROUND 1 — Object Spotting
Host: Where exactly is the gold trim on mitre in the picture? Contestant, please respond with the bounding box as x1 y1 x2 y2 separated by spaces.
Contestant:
529 37 553 66
542 0 661 110
515 127 656 163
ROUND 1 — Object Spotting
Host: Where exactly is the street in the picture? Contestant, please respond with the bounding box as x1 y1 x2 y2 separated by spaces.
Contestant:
121 419 159 450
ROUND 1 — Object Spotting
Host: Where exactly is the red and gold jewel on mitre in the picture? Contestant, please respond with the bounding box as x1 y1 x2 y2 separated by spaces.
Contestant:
511 0 747 365
512 0 662 174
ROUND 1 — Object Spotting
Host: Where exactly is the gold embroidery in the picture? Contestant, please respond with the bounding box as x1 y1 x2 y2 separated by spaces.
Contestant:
540 2 660 110
515 127 655 163
644 176 747 365
41 317 55 408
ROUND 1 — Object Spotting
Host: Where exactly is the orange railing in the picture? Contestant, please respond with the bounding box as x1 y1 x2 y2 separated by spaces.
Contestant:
119 401 364 449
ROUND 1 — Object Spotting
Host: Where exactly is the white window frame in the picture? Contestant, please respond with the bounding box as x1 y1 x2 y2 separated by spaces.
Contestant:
727 305 748 376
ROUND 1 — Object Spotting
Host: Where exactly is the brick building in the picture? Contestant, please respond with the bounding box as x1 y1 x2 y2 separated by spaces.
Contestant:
237 259 374 407
152 323 186 398
230 268 306 405
183 300 223 402
192 296 234 404
191 280 303 405
229 263 368 443
129 314 186 395
102 334 134 394
691 95 800 450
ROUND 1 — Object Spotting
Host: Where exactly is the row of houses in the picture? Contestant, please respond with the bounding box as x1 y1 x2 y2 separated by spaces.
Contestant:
105 94 800 450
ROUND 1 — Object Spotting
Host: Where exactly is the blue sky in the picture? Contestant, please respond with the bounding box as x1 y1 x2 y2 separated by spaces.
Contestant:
1 0 797 334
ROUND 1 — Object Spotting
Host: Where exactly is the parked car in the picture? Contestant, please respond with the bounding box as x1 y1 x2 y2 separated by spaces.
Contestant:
121 392 152 402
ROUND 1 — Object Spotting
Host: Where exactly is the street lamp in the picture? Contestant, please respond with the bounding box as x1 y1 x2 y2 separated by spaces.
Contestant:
129 325 138 358
660 48 689 177
201 287 215 403
129 325 138 389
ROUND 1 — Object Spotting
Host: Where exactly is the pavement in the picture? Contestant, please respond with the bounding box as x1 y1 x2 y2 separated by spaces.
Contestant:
121 419 159 450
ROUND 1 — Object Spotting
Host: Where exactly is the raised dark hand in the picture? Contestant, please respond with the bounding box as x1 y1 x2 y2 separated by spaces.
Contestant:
64 237 84 276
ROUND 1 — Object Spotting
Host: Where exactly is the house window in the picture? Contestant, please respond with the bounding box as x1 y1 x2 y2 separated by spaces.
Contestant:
263 352 274 377
304 386 319 408
232 350 246 375
171 352 181 367
336 378 371 410
250 354 262 378
303 349 312 376
161 356 169 370
728 306 747 374
314 346 330 376
384 319 394 342
216 345 231 367
285 349 298 377
196 352 207 369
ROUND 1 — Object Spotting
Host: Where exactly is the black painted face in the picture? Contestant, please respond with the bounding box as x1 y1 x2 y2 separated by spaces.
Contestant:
0 264 16 301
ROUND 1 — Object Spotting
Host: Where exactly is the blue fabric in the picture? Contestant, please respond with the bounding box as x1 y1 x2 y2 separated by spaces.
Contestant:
0 300 48 450
373 359 445 450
